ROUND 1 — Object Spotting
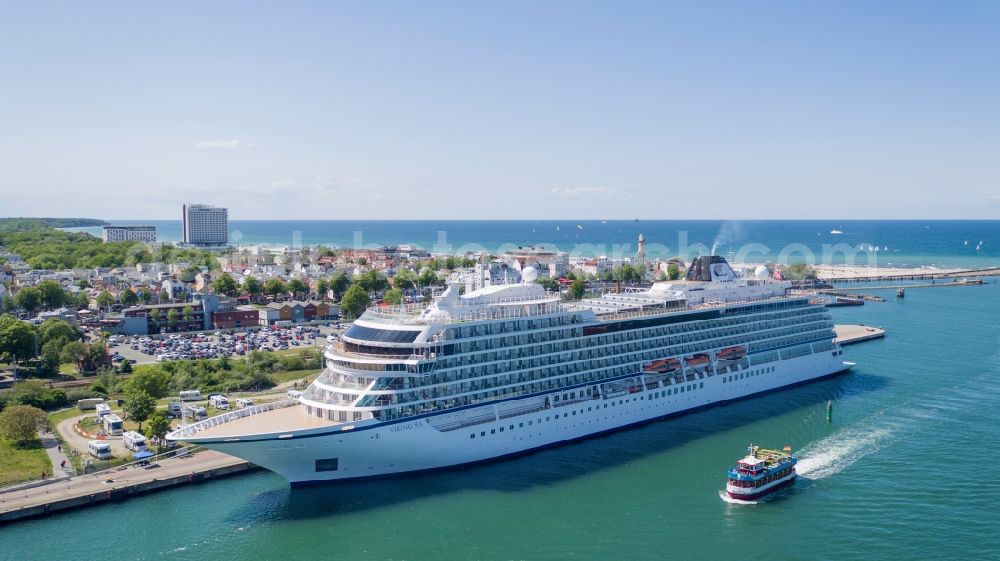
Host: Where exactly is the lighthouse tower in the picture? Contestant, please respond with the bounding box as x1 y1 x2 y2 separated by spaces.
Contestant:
636 233 646 265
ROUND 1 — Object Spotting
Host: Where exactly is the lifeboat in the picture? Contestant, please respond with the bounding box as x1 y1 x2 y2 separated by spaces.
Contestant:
684 353 711 367
716 345 747 362
643 357 681 374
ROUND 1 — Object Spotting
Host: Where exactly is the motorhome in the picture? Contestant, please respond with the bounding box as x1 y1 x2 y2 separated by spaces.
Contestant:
208 394 230 410
286 389 303 400
77 398 106 411
179 390 201 401
122 431 148 452
102 413 124 436
88 440 112 460
167 402 182 418
236 398 254 409
95 403 112 421
182 405 207 420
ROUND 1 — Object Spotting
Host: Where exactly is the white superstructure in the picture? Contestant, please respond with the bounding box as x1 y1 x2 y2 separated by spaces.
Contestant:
168 256 851 485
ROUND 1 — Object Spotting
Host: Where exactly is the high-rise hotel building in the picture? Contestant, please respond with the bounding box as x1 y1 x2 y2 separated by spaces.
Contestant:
182 204 228 246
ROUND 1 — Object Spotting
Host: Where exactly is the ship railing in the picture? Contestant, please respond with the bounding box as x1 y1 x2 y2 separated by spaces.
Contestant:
498 402 549 419
595 295 798 321
330 342 428 362
430 412 497 432
167 399 299 439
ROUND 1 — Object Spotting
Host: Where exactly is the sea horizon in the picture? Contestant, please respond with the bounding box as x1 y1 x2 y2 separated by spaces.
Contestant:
65 219 1000 270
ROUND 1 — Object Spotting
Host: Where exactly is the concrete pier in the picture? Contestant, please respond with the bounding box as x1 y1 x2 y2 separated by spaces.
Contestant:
0 450 253 524
834 324 886 345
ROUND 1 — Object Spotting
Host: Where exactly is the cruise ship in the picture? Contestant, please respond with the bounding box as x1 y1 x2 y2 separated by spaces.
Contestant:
167 256 851 485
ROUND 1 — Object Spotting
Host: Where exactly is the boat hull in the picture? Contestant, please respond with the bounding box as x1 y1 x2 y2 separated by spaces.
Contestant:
727 473 797 501
190 351 850 485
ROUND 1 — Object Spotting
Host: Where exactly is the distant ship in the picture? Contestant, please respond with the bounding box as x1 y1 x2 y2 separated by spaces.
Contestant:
726 444 797 501
830 228 844 235
169 257 851 485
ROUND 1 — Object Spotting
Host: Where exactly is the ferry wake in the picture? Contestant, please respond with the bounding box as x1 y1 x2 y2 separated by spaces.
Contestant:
167 256 852 485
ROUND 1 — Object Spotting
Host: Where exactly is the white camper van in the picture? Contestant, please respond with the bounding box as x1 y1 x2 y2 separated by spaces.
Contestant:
179 390 201 401
287 390 303 400
88 440 112 460
77 398 106 411
102 413 124 436
208 394 230 410
95 403 112 421
122 430 147 452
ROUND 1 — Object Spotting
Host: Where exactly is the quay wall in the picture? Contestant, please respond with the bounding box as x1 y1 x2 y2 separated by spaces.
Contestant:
0 461 255 524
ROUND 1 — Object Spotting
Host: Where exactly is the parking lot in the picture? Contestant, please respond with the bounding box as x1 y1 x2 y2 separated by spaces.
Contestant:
104 323 350 365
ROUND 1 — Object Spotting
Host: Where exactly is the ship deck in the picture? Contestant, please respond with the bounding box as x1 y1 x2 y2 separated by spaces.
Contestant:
184 403 338 439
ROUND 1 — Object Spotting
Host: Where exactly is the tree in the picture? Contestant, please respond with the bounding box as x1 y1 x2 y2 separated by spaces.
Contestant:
120 289 139 307
149 307 161 325
182 305 194 323
124 366 171 399
39 340 61 372
340 284 371 319
159 289 170 303
392 269 417 290
36 280 67 310
39 318 78 348
212 272 239 297
667 263 681 280
95 367 121 394
13 287 41 314
59 341 90 373
656 270 667 282
166 308 178 327
287 278 308 299
784 263 818 280
264 279 286 299
122 388 155 429
144 409 171 443
96 291 114 311
569 278 586 300
315 278 329 298
137 288 152 303
243 276 262 300
536 277 560 292
384 288 403 305
418 268 441 287
355 269 387 292
0 405 49 443
328 272 351 299
0 314 36 364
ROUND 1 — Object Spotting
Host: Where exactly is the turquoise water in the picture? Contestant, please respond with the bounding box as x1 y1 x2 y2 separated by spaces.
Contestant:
69 219 1000 269
4 281 999 560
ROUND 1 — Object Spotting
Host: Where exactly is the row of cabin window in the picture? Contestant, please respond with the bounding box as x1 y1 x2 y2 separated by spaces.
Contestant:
722 366 775 383
469 383 706 439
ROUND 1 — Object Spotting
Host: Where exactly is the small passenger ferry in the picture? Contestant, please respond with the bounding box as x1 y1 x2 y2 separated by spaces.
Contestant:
726 444 797 501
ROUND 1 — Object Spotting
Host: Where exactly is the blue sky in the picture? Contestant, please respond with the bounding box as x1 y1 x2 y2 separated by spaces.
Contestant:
1 1 998 220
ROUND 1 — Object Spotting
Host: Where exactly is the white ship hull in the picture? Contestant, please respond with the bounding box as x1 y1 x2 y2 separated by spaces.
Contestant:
195 351 849 485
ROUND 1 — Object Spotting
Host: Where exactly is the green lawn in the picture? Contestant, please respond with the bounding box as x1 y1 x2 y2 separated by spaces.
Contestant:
58 363 79 375
270 368 319 384
48 406 87 426
0 438 51 486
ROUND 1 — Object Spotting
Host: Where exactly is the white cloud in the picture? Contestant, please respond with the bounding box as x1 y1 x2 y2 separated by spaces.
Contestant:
549 186 633 200
195 139 255 150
